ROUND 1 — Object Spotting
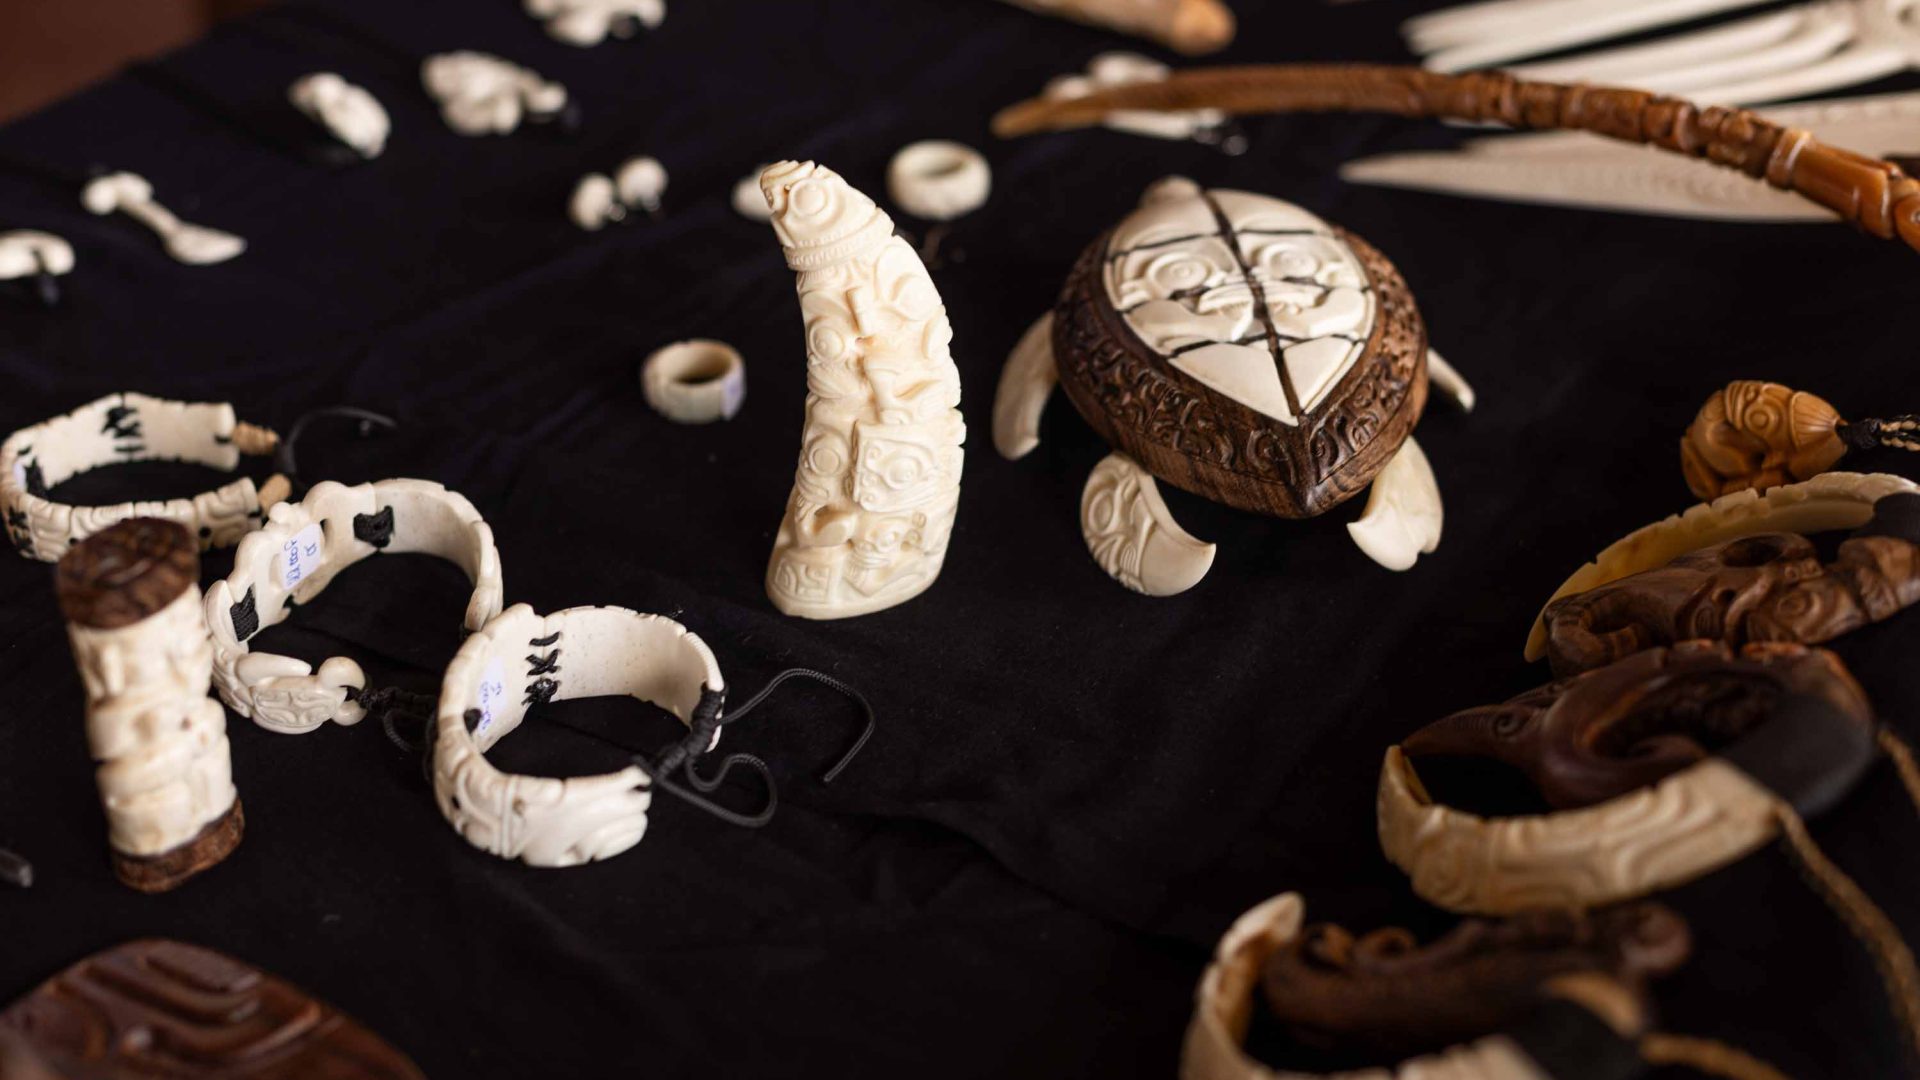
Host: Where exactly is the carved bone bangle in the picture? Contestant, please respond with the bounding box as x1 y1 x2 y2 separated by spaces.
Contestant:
641 339 746 423
1185 893 1650 1080
886 141 991 222
2 392 288 563
432 604 724 867
56 519 243 892
205 479 504 734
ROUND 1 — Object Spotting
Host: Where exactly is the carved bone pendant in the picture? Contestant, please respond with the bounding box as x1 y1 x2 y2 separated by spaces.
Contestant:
992 177 1473 593
1261 903 1690 1057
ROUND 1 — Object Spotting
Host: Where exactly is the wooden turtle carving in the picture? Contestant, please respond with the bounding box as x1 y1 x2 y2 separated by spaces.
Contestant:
992 177 1474 595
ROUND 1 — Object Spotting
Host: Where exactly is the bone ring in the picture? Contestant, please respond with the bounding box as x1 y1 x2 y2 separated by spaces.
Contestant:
641 340 747 424
886 141 991 221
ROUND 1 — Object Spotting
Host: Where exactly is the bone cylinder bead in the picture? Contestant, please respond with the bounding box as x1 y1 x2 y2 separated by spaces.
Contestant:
56 518 242 892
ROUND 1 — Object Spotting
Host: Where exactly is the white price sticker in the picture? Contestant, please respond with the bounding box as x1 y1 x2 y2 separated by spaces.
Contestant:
279 522 324 590
474 658 508 738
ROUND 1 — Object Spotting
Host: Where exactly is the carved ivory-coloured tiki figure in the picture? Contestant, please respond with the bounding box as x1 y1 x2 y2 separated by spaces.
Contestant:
56 519 241 892
760 161 965 620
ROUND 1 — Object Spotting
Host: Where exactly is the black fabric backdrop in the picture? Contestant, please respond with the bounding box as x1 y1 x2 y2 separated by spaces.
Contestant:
2 0 1918 1075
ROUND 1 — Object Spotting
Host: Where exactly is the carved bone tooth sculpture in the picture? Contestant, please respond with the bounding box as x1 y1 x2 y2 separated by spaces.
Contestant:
288 73 389 159
80 172 245 266
994 176 1473 594
760 161 965 619
56 519 243 893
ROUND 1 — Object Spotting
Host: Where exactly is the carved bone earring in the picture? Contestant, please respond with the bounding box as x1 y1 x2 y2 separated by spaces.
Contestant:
1681 380 1920 499
570 156 667 230
1384 640 1920 1063
0 230 72 307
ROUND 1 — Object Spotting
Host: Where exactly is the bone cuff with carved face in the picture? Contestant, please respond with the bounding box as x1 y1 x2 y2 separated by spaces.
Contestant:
2 393 287 563
57 519 243 892
205 479 503 734
432 604 723 867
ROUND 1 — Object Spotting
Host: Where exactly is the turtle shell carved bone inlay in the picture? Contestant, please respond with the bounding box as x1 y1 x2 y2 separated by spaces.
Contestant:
1104 183 1374 427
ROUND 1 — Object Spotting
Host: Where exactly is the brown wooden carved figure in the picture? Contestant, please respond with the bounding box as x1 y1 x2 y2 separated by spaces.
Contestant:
1404 641 1873 809
1680 381 1847 500
0 939 425 1079
1260 903 1690 1057
1542 494 1920 676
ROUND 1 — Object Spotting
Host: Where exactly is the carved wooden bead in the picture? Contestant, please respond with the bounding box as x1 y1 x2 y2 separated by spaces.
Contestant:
57 518 242 892
1680 380 1846 500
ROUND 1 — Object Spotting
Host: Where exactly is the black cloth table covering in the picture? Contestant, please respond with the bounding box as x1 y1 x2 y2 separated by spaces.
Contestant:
2 1 1917 1074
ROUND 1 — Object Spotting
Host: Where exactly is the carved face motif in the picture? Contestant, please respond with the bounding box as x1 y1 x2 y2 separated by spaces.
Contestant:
1103 179 1374 427
1405 641 1873 809
1261 903 1689 1057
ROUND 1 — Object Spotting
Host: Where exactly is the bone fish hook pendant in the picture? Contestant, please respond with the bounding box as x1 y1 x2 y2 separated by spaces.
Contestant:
759 161 965 620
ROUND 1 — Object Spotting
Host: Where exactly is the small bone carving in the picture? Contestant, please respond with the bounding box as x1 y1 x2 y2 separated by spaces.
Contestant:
1262 903 1690 1056
56 519 243 892
80 171 245 266
421 52 569 136
1404 640 1873 809
760 161 965 619
288 72 389 159
0 230 73 306
1081 452 1215 596
525 0 664 46
991 0 1234 55
1541 506 1920 676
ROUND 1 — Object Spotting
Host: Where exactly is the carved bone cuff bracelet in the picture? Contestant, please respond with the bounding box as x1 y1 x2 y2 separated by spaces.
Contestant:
2 393 288 562
205 479 504 734
432 604 724 867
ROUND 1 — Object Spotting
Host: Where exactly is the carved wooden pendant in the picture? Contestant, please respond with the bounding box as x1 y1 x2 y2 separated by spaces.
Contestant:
1405 640 1874 809
1541 496 1920 676
1054 177 1429 522
1680 381 1847 499
0 939 425 1078
1262 903 1689 1057
56 519 243 893
1380 641 1881 913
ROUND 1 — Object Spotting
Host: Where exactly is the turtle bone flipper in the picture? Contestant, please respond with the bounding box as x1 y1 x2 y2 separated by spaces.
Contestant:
993 311 1058 460
1081 452 1216 596
1347 435 1443 571
1426 348 1475 413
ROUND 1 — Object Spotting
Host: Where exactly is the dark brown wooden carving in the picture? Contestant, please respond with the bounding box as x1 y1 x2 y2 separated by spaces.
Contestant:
992 66 1920 257
1680 381 1846 500
0 939 425 1080
1261 903 1689 1056
112 800 245 895
1542 528 1920 677
1405 641 1873 808
1052 225 1427 520
52 518 197 631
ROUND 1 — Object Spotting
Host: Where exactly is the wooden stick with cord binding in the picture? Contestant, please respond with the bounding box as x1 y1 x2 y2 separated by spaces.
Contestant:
991 65 1920 256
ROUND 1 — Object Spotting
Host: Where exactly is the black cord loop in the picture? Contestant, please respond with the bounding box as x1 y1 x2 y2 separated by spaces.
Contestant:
346 683 438 754
275 405 398 488
633 668 876 830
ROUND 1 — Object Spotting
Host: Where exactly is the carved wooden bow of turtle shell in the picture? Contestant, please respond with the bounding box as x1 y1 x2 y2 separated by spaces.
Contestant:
992 65 1920 257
